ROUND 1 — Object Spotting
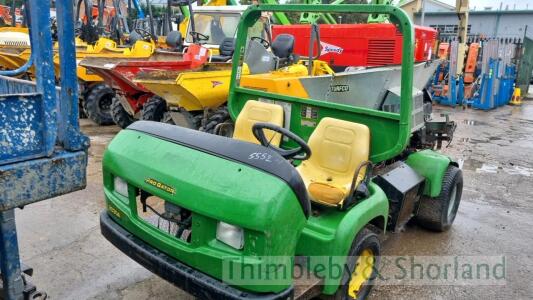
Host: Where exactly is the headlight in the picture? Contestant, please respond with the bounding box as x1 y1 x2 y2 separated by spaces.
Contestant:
114 176 129 198
216 222 244 250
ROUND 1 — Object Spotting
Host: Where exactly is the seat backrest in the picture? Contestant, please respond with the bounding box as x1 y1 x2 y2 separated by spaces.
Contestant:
219 37 235 57
305 117 370 183
233 100 284 146
165 30 183 50
243 39 277 74
210 19 226 43
271 34 294 59
130 40 155 56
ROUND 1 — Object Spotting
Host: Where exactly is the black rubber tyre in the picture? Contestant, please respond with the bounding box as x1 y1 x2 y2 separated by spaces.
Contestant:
79 85 89 119
110 97 135 129
416 165 463 232
334 227 380 300
200 106 230 133
84 83 115 125
141 96 167 122
78 100 88 119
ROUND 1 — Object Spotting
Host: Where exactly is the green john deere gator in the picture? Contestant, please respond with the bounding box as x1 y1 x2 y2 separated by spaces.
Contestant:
100 4 462 299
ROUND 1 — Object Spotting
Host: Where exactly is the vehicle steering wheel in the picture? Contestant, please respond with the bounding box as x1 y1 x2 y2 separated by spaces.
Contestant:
252 123 311 161
189 31 209 43
134 28 156 42
251 36 270 49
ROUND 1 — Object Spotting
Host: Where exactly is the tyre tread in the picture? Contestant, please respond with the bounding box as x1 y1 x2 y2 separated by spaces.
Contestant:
200 106 230 133
333 226 381 300
111 97 135 128
141 96 166 122
416 165 463 232
84 83 115 125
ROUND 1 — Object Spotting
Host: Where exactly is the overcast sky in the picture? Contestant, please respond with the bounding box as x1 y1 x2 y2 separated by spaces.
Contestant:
438 0 533 10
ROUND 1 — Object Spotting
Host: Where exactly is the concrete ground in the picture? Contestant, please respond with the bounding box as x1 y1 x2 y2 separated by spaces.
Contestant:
14 97 533 299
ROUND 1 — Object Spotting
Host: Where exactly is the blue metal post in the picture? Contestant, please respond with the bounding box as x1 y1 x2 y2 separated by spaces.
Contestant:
56 0 90 151
470 73 485 107
0 210 24 300
0 1 89 298
450 75 457 106
490 59 499 109
439 75 457 107
27 0 58 157
501 65 516 105
496 68 506 107
432 64 441 86
473 58 496 110
457 76 464 106
132 0 145 19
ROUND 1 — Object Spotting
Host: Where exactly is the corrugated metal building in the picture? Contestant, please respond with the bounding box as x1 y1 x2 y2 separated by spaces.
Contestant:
400 0 533 41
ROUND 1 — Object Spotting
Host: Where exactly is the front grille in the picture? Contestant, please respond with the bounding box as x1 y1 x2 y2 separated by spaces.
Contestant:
367 39 396 65
136 190 192 243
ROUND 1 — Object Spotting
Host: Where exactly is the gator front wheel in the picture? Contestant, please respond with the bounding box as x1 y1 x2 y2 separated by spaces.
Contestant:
335 227 380 300
84 83 115 125
416 165 463 232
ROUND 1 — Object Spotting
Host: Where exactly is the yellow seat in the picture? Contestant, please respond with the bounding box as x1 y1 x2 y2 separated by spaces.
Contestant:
233 100 284 146
129 41 156 56
296 117 371 207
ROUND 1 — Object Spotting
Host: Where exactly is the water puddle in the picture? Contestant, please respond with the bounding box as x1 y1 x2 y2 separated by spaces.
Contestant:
458 137 486 144
518 118 533 125
461 157 531 177
474 163 531 177
476 164 499 174
462 120 488 126
505 166 532 176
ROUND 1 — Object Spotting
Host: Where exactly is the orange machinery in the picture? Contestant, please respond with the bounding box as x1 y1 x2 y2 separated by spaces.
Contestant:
438 42 449 60
433 41 480 99
0 5 22 26
432 42 450 96
463 43 480 98
81 3 117 29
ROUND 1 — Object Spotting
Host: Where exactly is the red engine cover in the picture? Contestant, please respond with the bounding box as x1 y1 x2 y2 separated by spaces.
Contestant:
271 24 437 68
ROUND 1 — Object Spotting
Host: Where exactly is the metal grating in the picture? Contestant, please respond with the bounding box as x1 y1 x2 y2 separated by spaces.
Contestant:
367 39 396 65
136 192 192 243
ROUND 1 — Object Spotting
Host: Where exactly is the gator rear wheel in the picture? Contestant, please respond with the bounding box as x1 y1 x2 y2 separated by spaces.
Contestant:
416 165 463 232
84 83 115 125
111 97 135 129
335 227 380 300
141 96 167 122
